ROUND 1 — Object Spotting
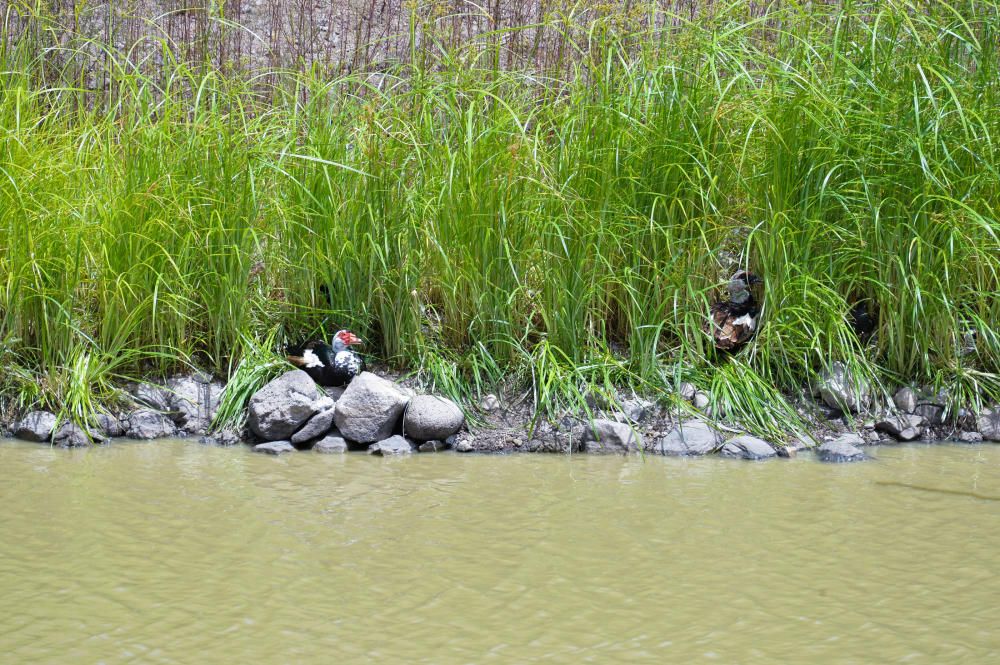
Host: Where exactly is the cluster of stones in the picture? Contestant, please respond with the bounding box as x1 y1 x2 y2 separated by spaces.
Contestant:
246 370 465 456
12 374 223 447
815 361 999 445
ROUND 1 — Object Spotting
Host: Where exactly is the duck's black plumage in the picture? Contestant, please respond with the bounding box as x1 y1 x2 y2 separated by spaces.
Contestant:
286 331 365 387
849 302 877 345
708 271 762 352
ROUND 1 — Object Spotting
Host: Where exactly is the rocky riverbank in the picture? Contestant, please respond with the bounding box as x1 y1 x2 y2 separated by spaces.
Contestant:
4 365 999 463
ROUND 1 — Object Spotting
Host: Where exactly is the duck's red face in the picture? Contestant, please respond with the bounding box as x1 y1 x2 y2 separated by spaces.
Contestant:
336 330 363 346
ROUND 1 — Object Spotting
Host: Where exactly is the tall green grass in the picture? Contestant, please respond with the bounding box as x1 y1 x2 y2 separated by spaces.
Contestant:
1 2 998 435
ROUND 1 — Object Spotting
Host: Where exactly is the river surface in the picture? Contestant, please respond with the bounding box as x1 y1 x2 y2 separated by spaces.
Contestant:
0 439 998 664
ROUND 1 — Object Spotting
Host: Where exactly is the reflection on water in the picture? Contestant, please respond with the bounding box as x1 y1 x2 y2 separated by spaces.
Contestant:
1 440 998 664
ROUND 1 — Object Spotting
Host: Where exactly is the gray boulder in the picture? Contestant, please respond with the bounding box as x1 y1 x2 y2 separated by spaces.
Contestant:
333 372 409 443
875 414 924 441
166 375 223 434
126 409 177 439
914 403 945 426
692 391 710 410
14 411 57 442
893 387 917 413
369 435 414 456
618 398 653 423
130 382 173 412
817 435 867 462
291 407 337 444
719 435 777 460
978 407 1000 442
818 362 869 413
314 436 349 453
649 419 720 456
95 413 126 438
581 419 642 454
958 431 984 444
403 395 465 441
53 423 106 448
247 370 321 441
253 441 296 455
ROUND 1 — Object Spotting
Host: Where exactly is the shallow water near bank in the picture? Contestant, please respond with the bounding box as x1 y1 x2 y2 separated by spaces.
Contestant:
1 440 998 664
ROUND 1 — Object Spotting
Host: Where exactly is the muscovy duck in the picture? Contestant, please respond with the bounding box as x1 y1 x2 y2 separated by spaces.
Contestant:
286 330 365 387
709 270 763 352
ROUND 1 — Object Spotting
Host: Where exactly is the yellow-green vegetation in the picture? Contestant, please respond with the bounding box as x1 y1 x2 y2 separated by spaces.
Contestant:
1 2 999 437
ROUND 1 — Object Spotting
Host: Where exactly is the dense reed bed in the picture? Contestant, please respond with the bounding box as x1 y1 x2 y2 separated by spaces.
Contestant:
1 2 999 435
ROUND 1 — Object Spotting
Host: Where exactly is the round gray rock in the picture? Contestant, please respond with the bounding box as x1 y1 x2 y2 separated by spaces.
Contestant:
333 372 410 443
126 409 177 440
893 387 917 413
818 362 869 413
247 370 321 441
253 441 296 455
95 413 126 438
403 395 465 441
581 419 642 454
976 407 1000 441
54 423 107 448
649 419 720 456
817 435 867 463
719 435 777 460
875 414 924 441
369 435 414 456
14 411 57 442
314 436 349 453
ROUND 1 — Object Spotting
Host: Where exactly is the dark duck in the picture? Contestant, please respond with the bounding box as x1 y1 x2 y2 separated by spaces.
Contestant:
709 270 763 352
286 330 365 387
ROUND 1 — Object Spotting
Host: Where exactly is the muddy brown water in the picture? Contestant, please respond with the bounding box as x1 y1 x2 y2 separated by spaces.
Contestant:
1 439 998 664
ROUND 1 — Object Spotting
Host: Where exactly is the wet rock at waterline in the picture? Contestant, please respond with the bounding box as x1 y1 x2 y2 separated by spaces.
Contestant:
95 413 126 438
14 411 57 442
403 395 465 441
649 419 720 456
816 435 867 463
126 409 177 440
166 375 223 434
314 436 349 453
290 406 337 445
369 435 415 456
979 407 1000 441
253 441 296 455
53 423 107 447
247 370 321 441
333 372 409 443
893 387 918 414
418 440 449 452
875 414 924 441
719 435 777 460
581 419 642 454
818 362 869 414
958 431 984 444
199 430 242 447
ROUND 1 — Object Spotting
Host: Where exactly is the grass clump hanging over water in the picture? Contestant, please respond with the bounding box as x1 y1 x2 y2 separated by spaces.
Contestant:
1 2 999 435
